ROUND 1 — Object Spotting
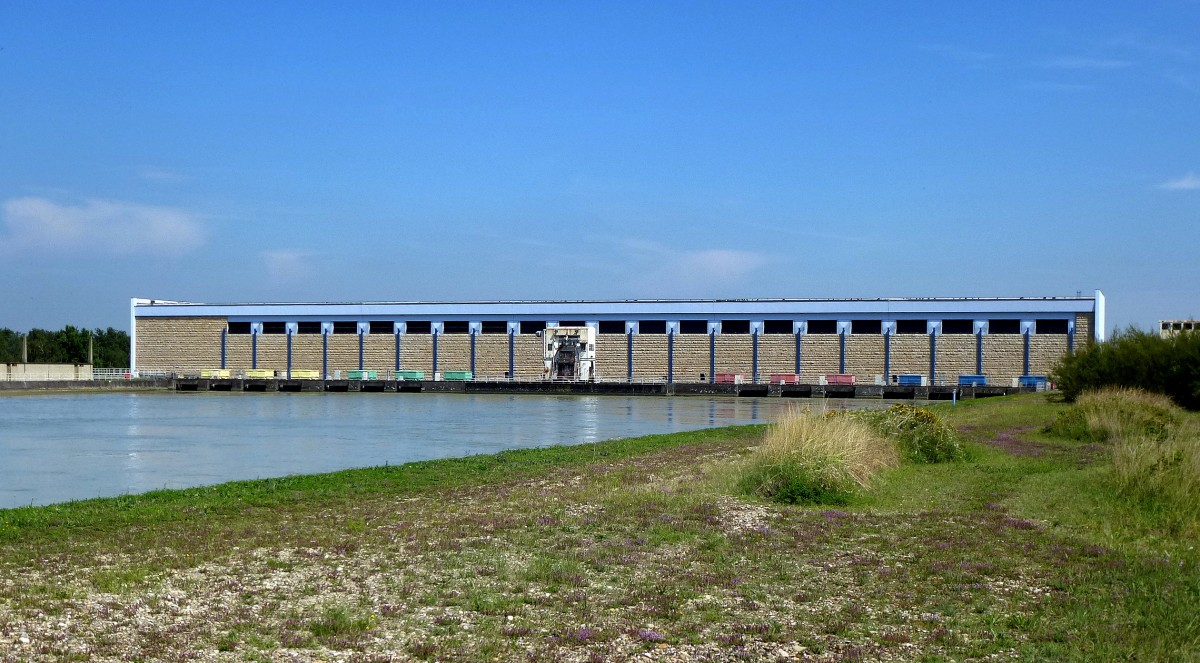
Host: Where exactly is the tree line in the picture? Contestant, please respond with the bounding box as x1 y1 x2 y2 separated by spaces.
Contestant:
0 327 130 368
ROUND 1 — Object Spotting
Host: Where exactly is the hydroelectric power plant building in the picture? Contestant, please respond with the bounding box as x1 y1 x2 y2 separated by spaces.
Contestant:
132 293 1105 389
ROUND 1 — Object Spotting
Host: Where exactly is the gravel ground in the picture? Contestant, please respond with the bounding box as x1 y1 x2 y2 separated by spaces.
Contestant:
1 436 1071 661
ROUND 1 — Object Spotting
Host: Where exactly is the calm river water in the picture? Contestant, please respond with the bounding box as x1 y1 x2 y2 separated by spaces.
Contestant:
0 392 876 509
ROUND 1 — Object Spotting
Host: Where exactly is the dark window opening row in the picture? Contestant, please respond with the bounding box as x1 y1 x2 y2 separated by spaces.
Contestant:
228 317 1072 335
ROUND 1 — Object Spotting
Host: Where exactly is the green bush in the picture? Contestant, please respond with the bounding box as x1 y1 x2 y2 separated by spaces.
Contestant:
737 458 855 505
1052 327 1200 410
861 404 966 463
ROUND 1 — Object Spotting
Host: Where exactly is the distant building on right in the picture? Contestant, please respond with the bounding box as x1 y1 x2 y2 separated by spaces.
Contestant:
1160 320 1199 337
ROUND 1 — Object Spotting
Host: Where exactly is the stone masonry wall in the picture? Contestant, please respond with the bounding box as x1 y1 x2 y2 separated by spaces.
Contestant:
937 335 978 385
596 335 629 382
364 334 397 372
1030 335 1069 378
671 335 710 382
800 336 839 382
758 335 797 378
475 335 510 379
714 336 753 378
290 335 324 374
845 335 886 382
136 317 226 371
399 335 434 375
888 335 931 379
436 335 471 374
327 335 361 375
513 335 543 380
1074 313 1092 349
631 334 669 382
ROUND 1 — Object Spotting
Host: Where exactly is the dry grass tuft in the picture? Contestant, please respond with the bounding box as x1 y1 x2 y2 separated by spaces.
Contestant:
1049 387 1200 536
738 408 898 504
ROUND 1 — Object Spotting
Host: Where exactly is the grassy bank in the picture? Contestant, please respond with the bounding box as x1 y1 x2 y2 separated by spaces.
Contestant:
1 395 1197 661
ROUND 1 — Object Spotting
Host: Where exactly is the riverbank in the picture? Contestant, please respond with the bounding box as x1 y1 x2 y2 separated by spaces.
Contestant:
1 394 1196 661
0 378 169 393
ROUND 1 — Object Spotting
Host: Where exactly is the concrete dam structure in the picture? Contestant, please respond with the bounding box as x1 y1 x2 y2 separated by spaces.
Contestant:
132 294 1105 393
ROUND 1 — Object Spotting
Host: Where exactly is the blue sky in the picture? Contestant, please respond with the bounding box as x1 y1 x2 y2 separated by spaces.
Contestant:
1 1 1197 333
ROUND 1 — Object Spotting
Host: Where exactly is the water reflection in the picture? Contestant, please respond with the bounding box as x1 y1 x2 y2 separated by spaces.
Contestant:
0 392 888 509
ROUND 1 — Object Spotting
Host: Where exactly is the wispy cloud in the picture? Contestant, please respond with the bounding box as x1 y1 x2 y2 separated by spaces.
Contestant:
1038 56 1133 70
0 197 205 255
1157 172 1200 190
617 240 769 295
260 248 318 284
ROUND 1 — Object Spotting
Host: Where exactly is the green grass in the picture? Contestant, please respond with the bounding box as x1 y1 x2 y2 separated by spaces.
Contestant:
1 395 1198 660
0 424 763 546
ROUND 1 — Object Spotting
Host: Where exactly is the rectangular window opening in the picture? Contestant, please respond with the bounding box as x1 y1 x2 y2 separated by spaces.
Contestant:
598 321 626 335
297 321 322 335
519 321 546 335
406 321 432 335
942 319 974 335
481 321 508 335
1035 319 1069 335
369 320 394 335
851 319 882 335
807 320 837 335
896 319 927 335
558 320 586 327
679 320 708 335
443 321 469 335
988 319 1021 335
639 320 667 335
333 321 359 335
721 319 750 335
228 321 251 335
261 321 286 335
764 320 793 335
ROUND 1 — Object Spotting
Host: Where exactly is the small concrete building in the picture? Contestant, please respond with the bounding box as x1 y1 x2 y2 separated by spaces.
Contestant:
1160 320 1199 338
131 292 1105 386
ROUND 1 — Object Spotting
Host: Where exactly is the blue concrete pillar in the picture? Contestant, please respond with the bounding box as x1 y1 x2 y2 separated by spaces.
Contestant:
358 332 364 371
432 331 439 375
1023 330 1031 376
795 332 802 376
1068 329 1075 354
752 330 760 383
286 331 293 379
838 331 846 374
251 331 257 370
395 332 401 372
627 330 634 383
508 330 515 381
884 332 891 382
710 330 716 383
929 333 937 384
667 331 674 384
470 330 477 376
220 328 226 370
976 331 984 376
322 332 328 379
